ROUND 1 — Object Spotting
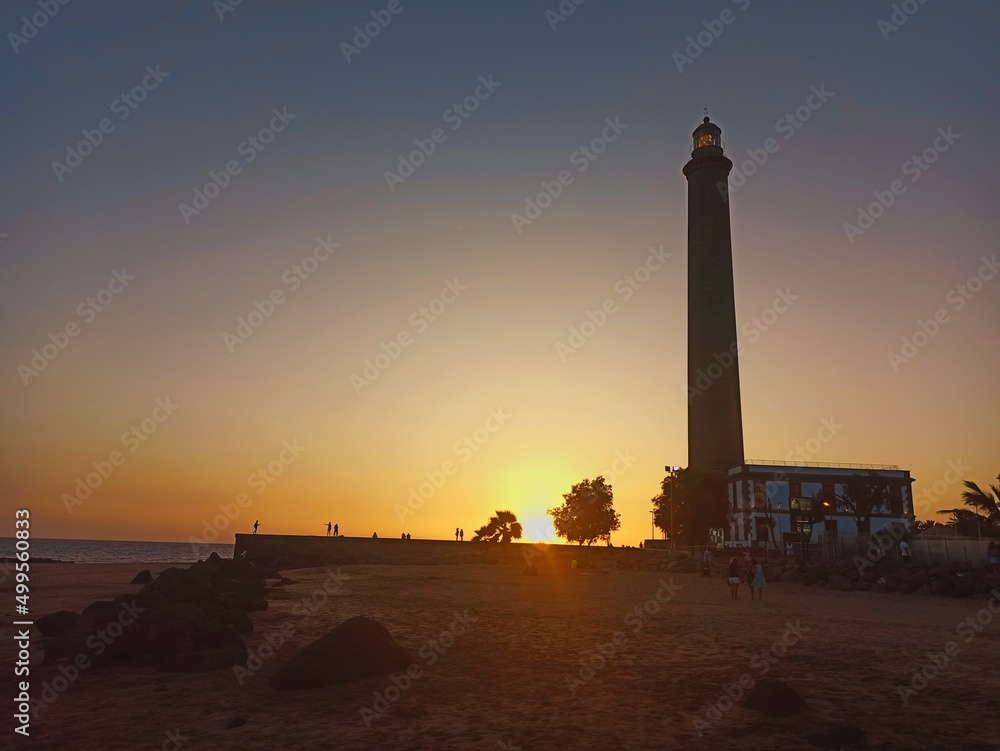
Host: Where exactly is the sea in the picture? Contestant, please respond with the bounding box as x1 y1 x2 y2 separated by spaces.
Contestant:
0 537 234 564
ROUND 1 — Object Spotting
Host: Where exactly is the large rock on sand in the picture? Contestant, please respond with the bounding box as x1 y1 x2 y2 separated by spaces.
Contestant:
37 610 81 638
744 677 808 718
270 616 412 690
131 569 153 584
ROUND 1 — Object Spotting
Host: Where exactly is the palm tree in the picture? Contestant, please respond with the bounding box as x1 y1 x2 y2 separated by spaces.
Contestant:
913 519 937 533
472 510 523 543
960 479 1000 521
936 477 1000 537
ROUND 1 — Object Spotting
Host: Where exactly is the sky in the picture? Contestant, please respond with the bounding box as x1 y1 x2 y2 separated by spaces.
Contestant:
2 0 998 546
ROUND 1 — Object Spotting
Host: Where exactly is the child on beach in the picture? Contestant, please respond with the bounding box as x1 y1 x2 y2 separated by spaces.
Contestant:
728 557 741 599
750 558 767 601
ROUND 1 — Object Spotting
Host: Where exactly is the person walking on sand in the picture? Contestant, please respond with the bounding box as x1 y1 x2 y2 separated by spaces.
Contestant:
326 522 332 537
334 523 338 537
253 520 259 535
460 528 464 541
455 527 460 541
899 538 912 565
728 556 741 599
750 557 767 601
988 540 1000 578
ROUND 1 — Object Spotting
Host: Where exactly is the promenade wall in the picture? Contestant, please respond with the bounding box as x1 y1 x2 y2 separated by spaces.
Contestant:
233 533 649 569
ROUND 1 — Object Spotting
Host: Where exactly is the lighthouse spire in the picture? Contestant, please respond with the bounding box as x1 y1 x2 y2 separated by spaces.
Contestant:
682 116 744 472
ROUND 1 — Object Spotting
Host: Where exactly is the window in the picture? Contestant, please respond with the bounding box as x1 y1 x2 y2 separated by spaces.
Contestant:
802 481 822 499
766 481 789 507
888 485 903 516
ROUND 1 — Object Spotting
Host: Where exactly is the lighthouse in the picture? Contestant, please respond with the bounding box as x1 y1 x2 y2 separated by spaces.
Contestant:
683 117 744 472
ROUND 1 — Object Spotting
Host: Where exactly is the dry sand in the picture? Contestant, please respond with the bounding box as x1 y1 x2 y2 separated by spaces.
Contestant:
3 561 999 750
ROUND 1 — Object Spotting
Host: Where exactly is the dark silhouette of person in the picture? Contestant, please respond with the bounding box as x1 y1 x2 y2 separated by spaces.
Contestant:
372 532 377 539
326 522 332 537
455 527 460 541
253 520 259 535
334 523 339 536
405 533 411 540
401 532 406 539
460 528 464 541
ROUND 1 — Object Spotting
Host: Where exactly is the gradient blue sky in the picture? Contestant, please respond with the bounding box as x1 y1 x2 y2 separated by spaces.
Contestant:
2 1 998 544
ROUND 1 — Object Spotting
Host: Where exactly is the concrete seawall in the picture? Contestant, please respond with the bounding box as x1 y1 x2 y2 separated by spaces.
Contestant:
234 533 652 569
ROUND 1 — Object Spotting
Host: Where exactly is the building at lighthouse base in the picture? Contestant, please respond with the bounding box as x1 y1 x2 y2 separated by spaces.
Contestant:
723 460 915 554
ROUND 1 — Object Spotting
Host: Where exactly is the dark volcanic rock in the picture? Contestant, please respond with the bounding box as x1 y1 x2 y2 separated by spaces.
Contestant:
41 555 268 673
744 677 809 718
873 576 898 593
36 610 81 638
270 616 412 690
131 569 153 584
906 570 929 588
43 598 145 668
827 574 853 592
951 578 975 597
214 609 253 633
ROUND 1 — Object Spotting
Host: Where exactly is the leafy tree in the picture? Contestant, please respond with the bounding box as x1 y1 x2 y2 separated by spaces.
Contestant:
549 476 621 545
472 510 523 543
835 473 889 539
650 467 727 545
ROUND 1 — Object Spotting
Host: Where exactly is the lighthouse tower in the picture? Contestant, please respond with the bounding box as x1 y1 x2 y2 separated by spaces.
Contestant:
683 117 744 472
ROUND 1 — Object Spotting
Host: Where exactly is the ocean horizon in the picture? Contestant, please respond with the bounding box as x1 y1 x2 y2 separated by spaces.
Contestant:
0 537 234 564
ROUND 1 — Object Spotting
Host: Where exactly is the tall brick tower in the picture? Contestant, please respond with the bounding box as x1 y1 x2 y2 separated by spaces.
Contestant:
683 117 744 472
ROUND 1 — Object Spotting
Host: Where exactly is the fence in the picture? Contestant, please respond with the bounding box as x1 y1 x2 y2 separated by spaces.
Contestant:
704 534 995 568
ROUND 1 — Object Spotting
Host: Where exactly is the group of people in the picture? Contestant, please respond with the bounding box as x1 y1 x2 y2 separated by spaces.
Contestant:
325 522 340 537
455 527 465 541
727 551 767 601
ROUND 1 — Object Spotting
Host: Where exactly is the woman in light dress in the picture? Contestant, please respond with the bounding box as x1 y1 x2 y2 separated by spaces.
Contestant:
750 557 767 601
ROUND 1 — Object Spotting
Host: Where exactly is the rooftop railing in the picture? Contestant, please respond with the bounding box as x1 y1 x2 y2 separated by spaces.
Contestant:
741 459 901 471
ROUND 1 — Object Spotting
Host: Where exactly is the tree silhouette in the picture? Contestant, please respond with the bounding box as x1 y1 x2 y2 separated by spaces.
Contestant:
650 468 726 545
471 510 523 543
936 477 1000 537
835 473 889 539
549 476 621 546
913 518 937 533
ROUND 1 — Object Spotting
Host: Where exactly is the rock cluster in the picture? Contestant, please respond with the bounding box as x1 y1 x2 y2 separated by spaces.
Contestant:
39 553 281 672
788 558 996 597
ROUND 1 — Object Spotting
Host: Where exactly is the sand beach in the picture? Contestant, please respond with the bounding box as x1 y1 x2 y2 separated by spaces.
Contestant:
4 559 999 751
